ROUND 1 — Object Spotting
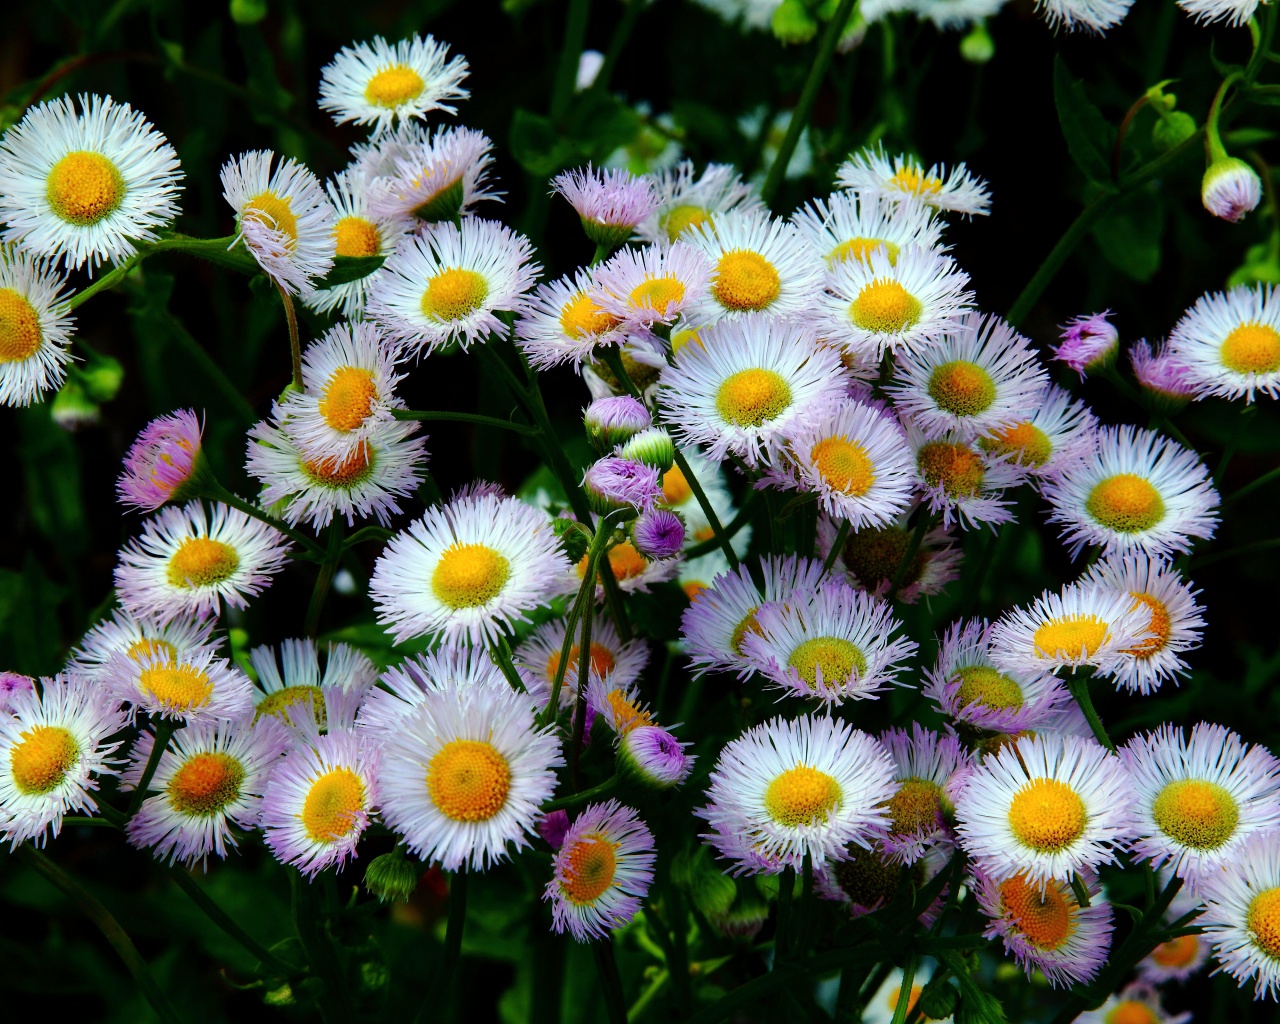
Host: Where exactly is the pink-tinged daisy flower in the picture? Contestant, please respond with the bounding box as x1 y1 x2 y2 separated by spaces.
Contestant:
318 34 469 136
0 245 76 407
1121 723 1280 885
260 730 378 877
113 501 291 624
378 671 562 871
69 608 216 681
365 125 496 226
631 507 686 560
122 717 291 866
634 161 764 245
106 644 255 725
370 490 569 646
220 150 335 295
1199 828 1280 999
679 554 828 676
976 384 1097 481
582 456 662 515
514 613 649 705
837 146 991 217
815 843 951 925
974 865 1114 988
0 675 126 848
877 725 972 864
1053 312 1118 378
590 241 712 332
1130 339 1197 413
546 800 656 941
1078 983 1191 1024
552 165 660 250
816 509 962 603
0 94 183 272
1168 283 1280 403
117 408 205 511
700 714 896 875
515 268 626 370
1202 157 1262 223
1082 552 1206 695
0 671 35 713
923 619 1070 736
356 645 508 738
1042 424 1219 559
1035 0 1134 34
954 733 1137 886
249 638 378 732
904 418 1027 531
618 725 695 790
791 191 945 267
368 219 539 356
741 580 918 704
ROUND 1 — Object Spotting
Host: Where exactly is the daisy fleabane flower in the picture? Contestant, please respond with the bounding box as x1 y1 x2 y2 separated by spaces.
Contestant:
877 725 973 865
1130 339 1197 412
356 645 508 739
1121 723 1280 885
1138 891 1211 983
117 409 205 511
1035 0 1134 33
791 191 944 267
1168 283 1280 403
1199 828 1280 999
816 843 951 925
552 165 660 250
0 674 126 848
114 501 291 624
365 125 497 226
1053 311 1119 378
816 510 962 604
123 717 291 867
370 489 569 646
589 242 712 333
514 613 649 702
546 800 656 941
1078 983 1190 1024
105 643 255 724
905 418 1026 531
0 245 75 407
1203 156 1264 222
318 34 469 135
379 671 562 871
837 146 991 217
0 672 35 713
0 94 183 272
700 714 896 875
634 160 763 245
369 219 539 356
516 269 626 370
69 608 216 680
1042 424 1219 559
249 638 379 731
976 384 1097 481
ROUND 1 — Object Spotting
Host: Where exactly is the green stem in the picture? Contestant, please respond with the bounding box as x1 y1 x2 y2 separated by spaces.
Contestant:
890 955 917 1024
1188 536 1280 570
67 252 146 310
822 518 852 575
1225 463 1280 506
290 872 349 1024
19 846 184 1024
492 635 529 693
416 869 469 1024
886 511 932 602
275 280 303 392
672 446 739 568
391 409 539 435
127 718 178 817
550 0 592 121
548 523 613 719
683 490 758 558
1064 668 1114 752
206 481 326 558
570 561 598 792
760 0 858 208
592 937 629 1024
543 774 619 811
304 524 344 638
774 865 795 963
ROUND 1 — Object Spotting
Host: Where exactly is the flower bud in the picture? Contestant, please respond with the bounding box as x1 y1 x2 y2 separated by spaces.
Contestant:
0 672 35 714
117 409 207 511
711 888 770 941
618 724 695 790
617 427 675 472
50 380 100 431
364 847 420 904
538 809 571 850
229 0 269 24
772 0 818 44
1129 339 1196 416
584 395 651 453
960 23 994 65
582 456 662 517
1151 110 1197 153
630 508 685 560
1053 312 1118 378
80 353 124 403
690 864 738 920
1202 156 1262 223
552 515 591 563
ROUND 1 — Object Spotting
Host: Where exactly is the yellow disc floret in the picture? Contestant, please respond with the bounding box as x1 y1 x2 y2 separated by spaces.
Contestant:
10 725 80 795
320 366 378 431
886 778 943 836
954 665 1024 711
1106 1001 1158 1024
850 280 922 334
254 685 325 727
46 151 125 226
980 421 1052 468
605 689 651 734
167 538 240 589
730 608 762 655
828 237 899 265
663 205 710 241
764 764 843 827
560 835 618 904
139 662 214 711
168 752 245 816
713 250 781 311
629 275 686 312
998 873 1075 950
1123 593 1171 657
334 216 382 258
810 436 875 496
1008 778 1087 852
243 191 298 245
364 64 426 107
431 543 510 609
1248 887 1280 960
928 360 997 418
301 767 366 841
661 464 693 506
421 268 488 322
787 637 866 689
890 166 943 195
715 367 792 427
1152 779 1239 850
304 441 375 488
1086 474 1165 533
1151 933 1201 968
1033 615 1109 660
127 638 177 663
917 441 985 498
1221 322 1280 375
0 288 43 363
427 739 511 822
560 291 618 339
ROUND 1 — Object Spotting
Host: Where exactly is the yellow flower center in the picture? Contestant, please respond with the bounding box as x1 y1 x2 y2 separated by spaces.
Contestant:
629 275 686 311
560 835 618 905
998 873 1075 950
928 360 997 417
682 580 708 600
660 464 693 506
954 665 1025 711
663 205 710 241
1008 778 1087 852
1123 592 1171 657
842 525 925 589
1151 933 1201 968
304 442 375 488
1086 474 1166 533
1033 615 1109 660
166 537 240 589
886 778 943 836
320 366 378 432
671 328 703 354
917 441 985 498
605 689 651 734
713 250 781 311
764 764 843 827
139 662 214 711
787 636 866 689
1248 887 1280 960
333 216 381 258
1106 1001 1158 1024
255 684 325 727
715 368 792 427
167 752 245 816
0 288 43 363
10 725 80 795
545 642 616 681
979 421 1052 468
827 237 899 265
421 268 489 323
431 543 510 609
363 64 426 107
890 166 943 195
810 436 875 496
1152 779 1239 850
850 280 922 334
560 291 618 339
45 151 125 226
127 637 177 662
577 542 650 582
1221 322 1280 375
243 191 298 245
730 608 762 655
885 987 925 1017
426 739 511 822
301 767 366 842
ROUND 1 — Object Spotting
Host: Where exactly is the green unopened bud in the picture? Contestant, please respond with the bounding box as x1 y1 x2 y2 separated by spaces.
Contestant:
51 380 100 431
1151 110 1197 153
552 516 591 563
1202 156 1262 223
689 862 737 919
618 427 675 472
229 0 268 24
918 979 959 1020
79 354 124 403
364 847 420 903
960 23 994 64
772 0 818 44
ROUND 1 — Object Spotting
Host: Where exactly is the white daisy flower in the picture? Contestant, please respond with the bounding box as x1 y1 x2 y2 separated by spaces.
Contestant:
683 208 824 324
658 315 847 468
106 644 256 724
514 613 649 704
370 490 569 646
976 384 1098 481
69 608 217 681
0 675 125 848
888 313 1049 442
811 245 973 360
378 670 562 871
1036 0 1134 33
904 418 1027 531
0 245 75 407
368 219 539 356
837 146 991 217
356 645 508 739
1199 828 1280 999
589 241 713 333
1121 723 1280 885
1177 0 1258 26
1168 284 1280 403
1042 424 1219 560
699 713 897 874
220 150 335 294
633 160 764 245
515 268 627 370
790 191 945 267
816 508 963 603
954 732 1137 885
740 580 918 704
0 94 183 271
249 638 379 731
365 125 497 227
122 717 291 866
113 501 291 624
318 34 469 135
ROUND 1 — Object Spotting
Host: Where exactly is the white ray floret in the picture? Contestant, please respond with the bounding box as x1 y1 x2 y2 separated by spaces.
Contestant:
1168 283 1280 403
1196 829 1280 1000
0 245 76 407
837 146 990 217
791 191 944 266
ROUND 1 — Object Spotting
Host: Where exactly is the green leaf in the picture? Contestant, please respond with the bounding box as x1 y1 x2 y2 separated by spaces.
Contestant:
318 255 385 288
1053 56 1116 188
936 949 1008 1024
1091 188 1163 282
508 108 578 177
